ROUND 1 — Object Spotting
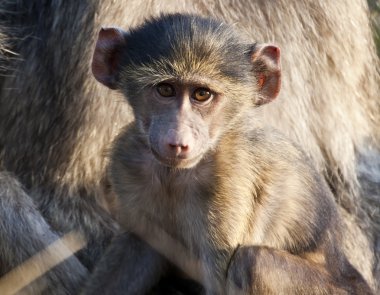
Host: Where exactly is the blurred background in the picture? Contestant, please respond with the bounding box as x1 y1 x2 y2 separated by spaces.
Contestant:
369 0 380 55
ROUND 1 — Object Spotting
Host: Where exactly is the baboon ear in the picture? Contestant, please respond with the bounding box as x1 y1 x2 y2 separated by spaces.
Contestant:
250 44 281 105
92 27 126 89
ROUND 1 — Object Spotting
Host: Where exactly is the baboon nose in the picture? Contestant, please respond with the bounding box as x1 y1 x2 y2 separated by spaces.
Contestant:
168 143 189 156
164 128 193 158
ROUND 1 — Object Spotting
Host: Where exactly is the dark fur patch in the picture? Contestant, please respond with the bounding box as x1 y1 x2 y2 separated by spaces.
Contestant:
120 14 253 88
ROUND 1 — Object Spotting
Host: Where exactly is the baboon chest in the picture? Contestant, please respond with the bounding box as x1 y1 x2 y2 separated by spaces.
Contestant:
124 165 240 279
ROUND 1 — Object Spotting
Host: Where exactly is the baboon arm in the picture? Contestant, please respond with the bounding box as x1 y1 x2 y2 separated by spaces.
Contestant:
226 245 366 295
41 194 119 270
82 232 169 295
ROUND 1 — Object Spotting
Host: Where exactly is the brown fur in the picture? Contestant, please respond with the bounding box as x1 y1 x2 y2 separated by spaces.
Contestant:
0 0 378 293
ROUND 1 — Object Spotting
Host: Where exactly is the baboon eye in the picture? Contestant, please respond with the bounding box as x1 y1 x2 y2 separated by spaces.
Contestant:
156 83 175 97
193 88 213 102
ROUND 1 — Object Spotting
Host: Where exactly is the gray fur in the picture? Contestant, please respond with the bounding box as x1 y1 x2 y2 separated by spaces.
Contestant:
0 172 88 294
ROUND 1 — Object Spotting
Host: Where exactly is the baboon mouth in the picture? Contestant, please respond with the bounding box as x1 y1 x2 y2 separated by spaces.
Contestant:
150 148 203 169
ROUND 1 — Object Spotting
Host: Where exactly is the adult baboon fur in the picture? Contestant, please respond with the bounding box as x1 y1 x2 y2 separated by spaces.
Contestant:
0 0 379 294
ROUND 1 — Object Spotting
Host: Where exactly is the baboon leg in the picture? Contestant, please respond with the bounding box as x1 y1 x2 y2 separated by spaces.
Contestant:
0 171 88 295
227 245 373 295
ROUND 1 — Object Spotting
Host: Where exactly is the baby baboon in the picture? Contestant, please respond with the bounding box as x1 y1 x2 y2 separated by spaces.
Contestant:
85 14 373 294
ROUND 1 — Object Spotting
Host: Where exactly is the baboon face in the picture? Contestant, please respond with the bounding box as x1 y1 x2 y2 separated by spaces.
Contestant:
133 79 228 168
91 14 281 168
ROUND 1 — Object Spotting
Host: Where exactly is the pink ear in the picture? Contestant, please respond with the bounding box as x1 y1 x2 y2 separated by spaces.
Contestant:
251 44 281 105
92 27 126 89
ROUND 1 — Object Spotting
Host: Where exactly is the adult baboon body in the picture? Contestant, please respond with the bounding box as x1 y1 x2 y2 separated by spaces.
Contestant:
0 0 379 293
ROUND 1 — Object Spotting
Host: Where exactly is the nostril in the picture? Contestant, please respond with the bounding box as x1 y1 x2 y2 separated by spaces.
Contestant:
168 143 189 153
169 143 179 149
